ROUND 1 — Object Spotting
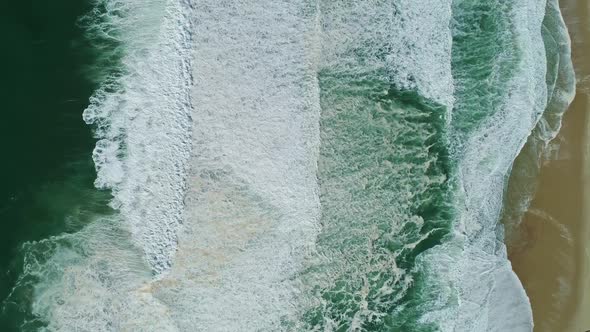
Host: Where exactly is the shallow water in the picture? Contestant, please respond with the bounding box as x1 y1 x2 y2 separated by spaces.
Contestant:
503 0 589 330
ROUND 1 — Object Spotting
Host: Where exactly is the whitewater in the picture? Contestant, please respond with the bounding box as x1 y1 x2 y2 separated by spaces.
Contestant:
4 0 575 331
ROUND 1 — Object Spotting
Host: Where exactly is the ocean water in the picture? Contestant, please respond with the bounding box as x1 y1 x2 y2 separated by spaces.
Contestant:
0 0 574 331
0 0 116 330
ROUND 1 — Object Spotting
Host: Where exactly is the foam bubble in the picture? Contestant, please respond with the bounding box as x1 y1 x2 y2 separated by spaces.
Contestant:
149 1 322 329
294 1 457 330
83 0 194 272
20 220 178 332
502 0 576 247
441 0 575 330
7 0 575 330
7 0 196 329
318 0 454 109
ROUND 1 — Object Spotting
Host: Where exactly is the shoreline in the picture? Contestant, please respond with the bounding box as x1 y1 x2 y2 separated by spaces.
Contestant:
570 1 590 329
576 92 590 330
506 0 590 331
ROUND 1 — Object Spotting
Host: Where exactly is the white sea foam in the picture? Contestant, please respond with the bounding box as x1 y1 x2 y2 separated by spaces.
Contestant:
83 0 194 272
20 0 318 329
24 220 178 332
318 0 454 109
441 0 574 331
148 1 456 329
501 0 577 248
297 0 457 330
143 0 322 330
11 0 575 330
13 0 196 330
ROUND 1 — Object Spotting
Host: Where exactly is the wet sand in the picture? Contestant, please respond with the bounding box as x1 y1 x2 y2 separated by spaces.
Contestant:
506 1 590 331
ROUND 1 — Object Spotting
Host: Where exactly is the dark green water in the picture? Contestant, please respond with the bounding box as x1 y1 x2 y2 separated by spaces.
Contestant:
0 1 110 330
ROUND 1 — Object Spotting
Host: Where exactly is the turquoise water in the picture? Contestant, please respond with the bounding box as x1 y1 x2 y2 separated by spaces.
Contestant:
302 74 454 331
0 0 575 331
296 0 572 330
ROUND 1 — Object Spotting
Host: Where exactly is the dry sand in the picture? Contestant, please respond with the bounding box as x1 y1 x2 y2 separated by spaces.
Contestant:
506 1 590 331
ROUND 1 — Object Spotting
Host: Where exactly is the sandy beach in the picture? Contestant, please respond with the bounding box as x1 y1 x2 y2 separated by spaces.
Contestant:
506 0 590 331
